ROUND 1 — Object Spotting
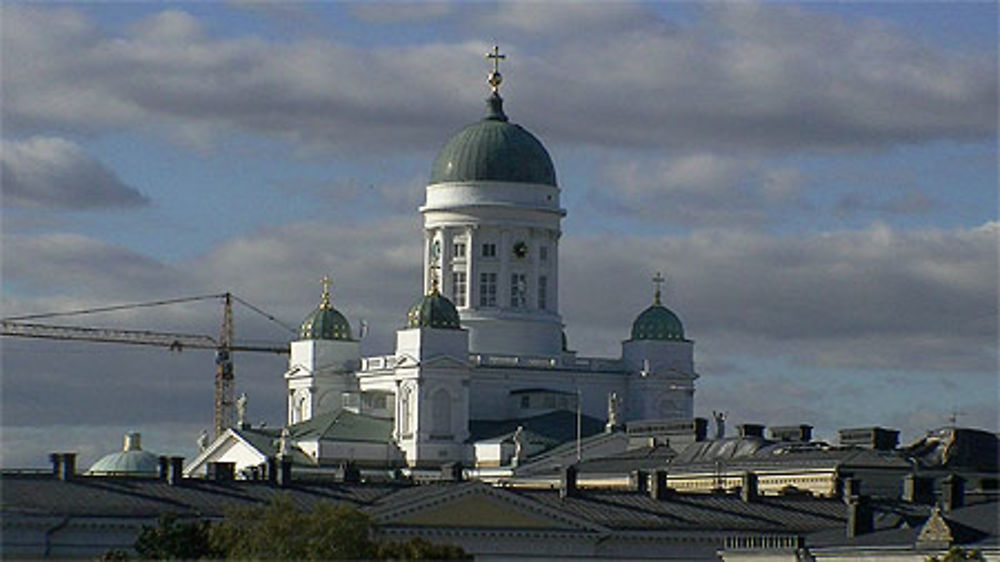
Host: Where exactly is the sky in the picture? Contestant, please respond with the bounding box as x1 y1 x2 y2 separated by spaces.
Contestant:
1 1 997 469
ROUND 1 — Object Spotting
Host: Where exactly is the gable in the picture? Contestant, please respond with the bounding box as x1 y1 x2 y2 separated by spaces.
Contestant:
374 485 606 533
392 494 566 529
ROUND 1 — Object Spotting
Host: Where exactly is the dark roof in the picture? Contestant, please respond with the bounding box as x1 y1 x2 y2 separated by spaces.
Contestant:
4 472 996 548
576 444 678 474
468 410 604 445
290 409 393 443
670 438 912 471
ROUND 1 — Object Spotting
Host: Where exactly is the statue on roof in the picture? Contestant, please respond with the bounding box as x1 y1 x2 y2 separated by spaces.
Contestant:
236 392 248 427
197 429 209 452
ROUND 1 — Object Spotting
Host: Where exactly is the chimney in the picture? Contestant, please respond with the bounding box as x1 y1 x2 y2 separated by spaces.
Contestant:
342 462 361 484
902 473 934 504
769 425 813 442
737 424 765 439
840 477 861 500
440 462 463 482
50 453 63 478
168 456 184 486
267 457 278 484
693 417 708 442
207 462 235 482
741 471 758 502
941 474 965 512
838 427 899 450
650 470 671 500
633 470 648 493
560 465 578 498
275 458 292 488
846 495 873 538
158 456 170 480
60 453 76 481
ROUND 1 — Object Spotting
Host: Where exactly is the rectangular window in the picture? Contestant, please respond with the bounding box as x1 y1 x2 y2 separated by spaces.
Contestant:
539 246 548 261
510 273 527 308
482 243 496 258
479 272 497 307
538 275 547 310
453 242 466 259
451 272 467 307
520 395 531 409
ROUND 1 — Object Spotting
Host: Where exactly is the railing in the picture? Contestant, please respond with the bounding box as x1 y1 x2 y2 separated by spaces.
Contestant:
359 352 625 373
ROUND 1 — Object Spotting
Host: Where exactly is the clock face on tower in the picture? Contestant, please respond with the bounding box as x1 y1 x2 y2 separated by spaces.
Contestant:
512 241 528 259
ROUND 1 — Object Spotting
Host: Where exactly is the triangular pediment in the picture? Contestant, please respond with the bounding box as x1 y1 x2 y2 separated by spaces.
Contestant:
372 483 606 533
183 429 268 476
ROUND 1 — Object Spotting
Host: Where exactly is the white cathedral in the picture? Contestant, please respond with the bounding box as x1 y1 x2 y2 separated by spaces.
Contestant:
188 50 700 476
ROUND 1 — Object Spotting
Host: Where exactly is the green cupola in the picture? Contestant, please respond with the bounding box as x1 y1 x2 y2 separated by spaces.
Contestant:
429 47 556 187
630 274 687 342
299 277 353 341
407 279 462 330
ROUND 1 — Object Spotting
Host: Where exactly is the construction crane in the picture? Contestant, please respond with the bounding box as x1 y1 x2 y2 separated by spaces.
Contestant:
1 292 291 438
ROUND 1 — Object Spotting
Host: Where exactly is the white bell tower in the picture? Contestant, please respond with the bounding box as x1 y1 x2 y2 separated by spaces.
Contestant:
421 46 565 358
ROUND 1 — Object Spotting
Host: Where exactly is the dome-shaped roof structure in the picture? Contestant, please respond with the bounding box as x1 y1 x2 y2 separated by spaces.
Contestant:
430 93 556 187
299 277 353 341
407 282 462 330
87 433 159 476
630 284 686 342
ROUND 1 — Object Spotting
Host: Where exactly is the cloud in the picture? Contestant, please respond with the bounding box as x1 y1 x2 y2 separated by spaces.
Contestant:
1 137 148 209
2 4 994 153
835 188 936 217
350 3 454 24
590 154 805 227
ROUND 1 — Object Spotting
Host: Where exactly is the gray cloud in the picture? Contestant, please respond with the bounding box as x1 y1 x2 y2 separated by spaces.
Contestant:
1 137 148 209
588 154 806 227
2 4 994 153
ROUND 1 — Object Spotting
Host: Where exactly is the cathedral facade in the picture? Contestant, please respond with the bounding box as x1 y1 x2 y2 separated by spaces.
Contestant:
189 52 699 473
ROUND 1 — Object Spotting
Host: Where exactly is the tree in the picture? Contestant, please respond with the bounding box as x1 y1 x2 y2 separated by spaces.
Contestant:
209 494 378 560
134 514 218 560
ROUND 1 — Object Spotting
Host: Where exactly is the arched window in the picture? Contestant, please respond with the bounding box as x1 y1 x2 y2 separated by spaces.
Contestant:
432 388 452 434
296 395 308 423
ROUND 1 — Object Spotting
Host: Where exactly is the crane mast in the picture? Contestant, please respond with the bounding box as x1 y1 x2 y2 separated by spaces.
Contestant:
214 293 235 437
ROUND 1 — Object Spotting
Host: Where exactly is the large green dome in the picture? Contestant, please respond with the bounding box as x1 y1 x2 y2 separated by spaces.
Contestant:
430 94 556 187
407 286 462 330
300 279 353 341
630 287 686 342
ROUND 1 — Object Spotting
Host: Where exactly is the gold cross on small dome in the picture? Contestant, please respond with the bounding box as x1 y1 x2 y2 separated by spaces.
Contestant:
320 275 332 309
652 272 666 305
486 44 505 92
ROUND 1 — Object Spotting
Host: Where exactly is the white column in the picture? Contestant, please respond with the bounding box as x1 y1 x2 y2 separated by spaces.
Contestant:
466 226 476 309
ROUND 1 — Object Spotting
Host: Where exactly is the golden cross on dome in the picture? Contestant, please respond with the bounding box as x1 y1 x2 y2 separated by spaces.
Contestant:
486 44 505 93
320 275 332 309
652 272 666 305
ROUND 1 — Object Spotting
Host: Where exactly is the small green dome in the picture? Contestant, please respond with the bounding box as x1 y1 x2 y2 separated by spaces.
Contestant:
430 94 556 187
300 278 353 341
407 286 462 330
87 433 159 476
630 285 686 342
